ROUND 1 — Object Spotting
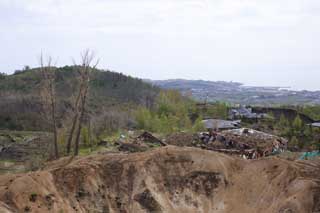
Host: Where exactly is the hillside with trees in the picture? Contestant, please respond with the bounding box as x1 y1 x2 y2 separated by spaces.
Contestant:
0 66 159 133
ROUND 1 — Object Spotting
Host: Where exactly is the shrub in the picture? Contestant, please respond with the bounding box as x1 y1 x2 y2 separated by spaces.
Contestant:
192 117 206 133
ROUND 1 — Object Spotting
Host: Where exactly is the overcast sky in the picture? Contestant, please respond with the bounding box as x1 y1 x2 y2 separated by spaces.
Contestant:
1 0 320 90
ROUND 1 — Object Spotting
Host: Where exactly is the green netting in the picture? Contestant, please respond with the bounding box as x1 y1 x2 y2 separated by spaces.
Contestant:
299 151 320 160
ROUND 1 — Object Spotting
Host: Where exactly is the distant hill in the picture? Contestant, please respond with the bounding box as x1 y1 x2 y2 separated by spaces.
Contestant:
0 67 159 131
149 79 320 105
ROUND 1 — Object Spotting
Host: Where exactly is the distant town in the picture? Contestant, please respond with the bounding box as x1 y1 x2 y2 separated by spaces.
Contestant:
150 79 320 105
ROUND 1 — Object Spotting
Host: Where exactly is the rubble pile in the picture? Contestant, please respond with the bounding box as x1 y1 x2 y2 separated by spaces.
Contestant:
200 128 288 159
118 131 166 152
114 128 288 160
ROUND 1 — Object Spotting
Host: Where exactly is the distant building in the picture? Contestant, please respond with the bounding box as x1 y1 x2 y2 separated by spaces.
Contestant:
309 122 320 128
228 106 266 120
202 119 241 131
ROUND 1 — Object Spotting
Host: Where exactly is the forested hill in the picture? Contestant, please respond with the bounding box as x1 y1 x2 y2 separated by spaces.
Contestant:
0 66 159 131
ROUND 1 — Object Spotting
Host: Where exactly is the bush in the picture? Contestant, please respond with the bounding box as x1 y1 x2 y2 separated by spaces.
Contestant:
290 136 299 149
293 115 303 132
192 117 206 133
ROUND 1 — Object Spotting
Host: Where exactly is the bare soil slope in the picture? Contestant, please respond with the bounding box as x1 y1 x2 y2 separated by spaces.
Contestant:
0 146 319 213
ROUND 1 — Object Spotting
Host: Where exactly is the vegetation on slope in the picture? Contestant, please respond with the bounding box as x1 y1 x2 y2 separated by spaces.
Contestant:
0 66 159 132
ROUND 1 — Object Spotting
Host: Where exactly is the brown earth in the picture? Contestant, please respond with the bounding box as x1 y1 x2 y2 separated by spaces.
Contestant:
0 146 319 213
165 132 199 147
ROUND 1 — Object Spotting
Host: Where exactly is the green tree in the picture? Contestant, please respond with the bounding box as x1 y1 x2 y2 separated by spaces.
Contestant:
277 114 291 137
302 106 320 121
158 115 170 134
134 89 202 135
278 114 289 126
293 115 304 136
135 107 153 130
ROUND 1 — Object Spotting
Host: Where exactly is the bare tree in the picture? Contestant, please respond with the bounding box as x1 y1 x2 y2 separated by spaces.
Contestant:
66 50 99 156
39 54 59 159
66 77 84 154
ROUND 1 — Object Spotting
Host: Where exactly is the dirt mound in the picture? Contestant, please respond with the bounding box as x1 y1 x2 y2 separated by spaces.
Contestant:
165 132 199 147
0 146 319 212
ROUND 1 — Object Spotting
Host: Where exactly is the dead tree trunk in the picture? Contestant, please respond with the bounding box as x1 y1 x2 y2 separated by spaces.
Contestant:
49 78 59 158
39 54 59 159
66 113 78 154
66 83 83 154
73 50 99 156
74 81 89 156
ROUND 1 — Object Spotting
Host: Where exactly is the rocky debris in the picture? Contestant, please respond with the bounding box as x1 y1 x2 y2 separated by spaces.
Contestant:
0 146 319 212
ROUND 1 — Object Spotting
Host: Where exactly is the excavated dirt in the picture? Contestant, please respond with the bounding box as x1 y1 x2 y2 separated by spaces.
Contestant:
0 146 319 213
165 133 199 147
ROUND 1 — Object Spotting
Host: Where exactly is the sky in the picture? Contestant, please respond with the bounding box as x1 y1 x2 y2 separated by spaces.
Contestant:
0 0 320 91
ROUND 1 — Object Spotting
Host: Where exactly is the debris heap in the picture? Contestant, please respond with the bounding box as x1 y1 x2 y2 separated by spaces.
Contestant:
200 128 288 159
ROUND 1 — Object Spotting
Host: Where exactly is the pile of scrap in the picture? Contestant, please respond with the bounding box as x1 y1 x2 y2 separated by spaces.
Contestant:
118 131 166 152
199 128 288 159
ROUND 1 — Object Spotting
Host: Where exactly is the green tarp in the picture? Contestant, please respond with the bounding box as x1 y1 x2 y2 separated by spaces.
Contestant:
299 151 320 160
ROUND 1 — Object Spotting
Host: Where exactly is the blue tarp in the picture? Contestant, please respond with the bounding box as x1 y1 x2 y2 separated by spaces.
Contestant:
299 151 320 160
